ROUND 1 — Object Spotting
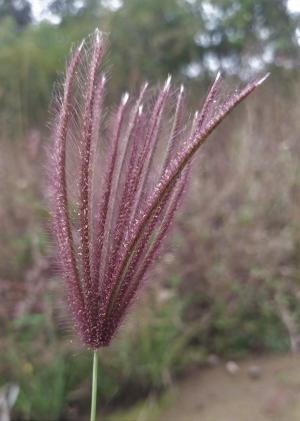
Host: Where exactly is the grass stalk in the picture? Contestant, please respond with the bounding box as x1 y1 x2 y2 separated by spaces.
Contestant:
90 350 98 421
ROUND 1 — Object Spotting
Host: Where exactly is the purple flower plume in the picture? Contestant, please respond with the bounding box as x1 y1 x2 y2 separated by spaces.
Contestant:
50 29 268 349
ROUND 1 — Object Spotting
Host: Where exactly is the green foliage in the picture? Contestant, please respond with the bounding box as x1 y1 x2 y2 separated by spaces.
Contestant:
210 281 290 356
0 0 32 28
104 287 192 393
104 392 172 421
1 281 196 420
0 17 95 134
0 0 299 134
3 313 65 420
108 0 198 89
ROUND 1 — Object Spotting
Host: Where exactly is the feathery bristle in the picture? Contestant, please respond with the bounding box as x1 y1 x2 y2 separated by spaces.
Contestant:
50 31 267 348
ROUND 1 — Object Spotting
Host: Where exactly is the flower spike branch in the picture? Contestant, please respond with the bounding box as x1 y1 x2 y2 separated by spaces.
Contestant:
49 29 268 420
51 29 269 348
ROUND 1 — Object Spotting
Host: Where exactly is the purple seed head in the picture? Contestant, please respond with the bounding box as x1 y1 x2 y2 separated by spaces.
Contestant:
49 30 268 349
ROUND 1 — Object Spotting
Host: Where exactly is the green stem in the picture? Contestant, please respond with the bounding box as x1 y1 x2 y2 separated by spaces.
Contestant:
90 350 98 421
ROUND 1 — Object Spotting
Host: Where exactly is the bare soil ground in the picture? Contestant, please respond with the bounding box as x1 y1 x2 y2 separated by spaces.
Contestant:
161 354 300 421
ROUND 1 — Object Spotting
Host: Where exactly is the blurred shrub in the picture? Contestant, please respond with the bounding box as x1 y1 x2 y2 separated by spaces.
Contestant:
1 279 196 420
0 0 299 136
208 281 290 355
101 281 201 399
0 16 96 135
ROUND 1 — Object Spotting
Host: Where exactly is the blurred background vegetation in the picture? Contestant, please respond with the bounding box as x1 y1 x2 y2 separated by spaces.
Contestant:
0 0 300 420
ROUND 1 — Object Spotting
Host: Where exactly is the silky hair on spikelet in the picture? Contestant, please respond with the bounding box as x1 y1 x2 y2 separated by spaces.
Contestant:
49 29 269 349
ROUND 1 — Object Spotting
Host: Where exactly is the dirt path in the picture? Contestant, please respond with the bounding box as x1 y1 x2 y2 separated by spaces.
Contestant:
161 354 300 421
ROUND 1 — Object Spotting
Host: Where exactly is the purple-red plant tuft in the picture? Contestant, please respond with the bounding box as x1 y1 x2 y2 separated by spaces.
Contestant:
50 29 268 349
